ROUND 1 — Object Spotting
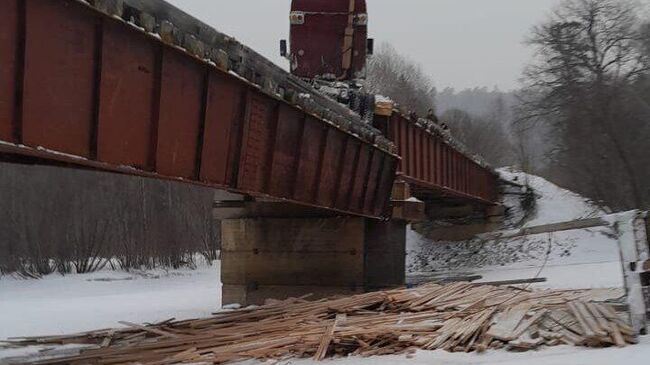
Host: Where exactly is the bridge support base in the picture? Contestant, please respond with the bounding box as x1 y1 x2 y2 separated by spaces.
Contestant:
220 217 405 306
417 204 505 242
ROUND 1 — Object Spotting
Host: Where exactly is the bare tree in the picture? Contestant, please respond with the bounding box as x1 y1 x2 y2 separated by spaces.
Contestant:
63 188 114 274
0 162 218 277
640 21 650 56
181 190 220 264
517 0 650 210
436 87 516 117
442 108 515 167
364 43 437 116
0 167 64 277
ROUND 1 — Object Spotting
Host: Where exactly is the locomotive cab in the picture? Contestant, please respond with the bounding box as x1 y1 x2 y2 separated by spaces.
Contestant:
283 0 371 81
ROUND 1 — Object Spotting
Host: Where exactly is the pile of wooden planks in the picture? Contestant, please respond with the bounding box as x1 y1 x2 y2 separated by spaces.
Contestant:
3 283 637 364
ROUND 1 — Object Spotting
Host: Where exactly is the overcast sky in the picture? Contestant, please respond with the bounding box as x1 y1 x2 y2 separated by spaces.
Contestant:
167 0 566 91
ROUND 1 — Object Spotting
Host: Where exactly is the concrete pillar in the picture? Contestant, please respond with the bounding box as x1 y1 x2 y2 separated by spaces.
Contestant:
419 203 505 242
364 220 406 290
220 217 406 306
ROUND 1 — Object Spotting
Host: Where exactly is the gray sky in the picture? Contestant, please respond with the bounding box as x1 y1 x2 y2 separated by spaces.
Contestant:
168 0 564 91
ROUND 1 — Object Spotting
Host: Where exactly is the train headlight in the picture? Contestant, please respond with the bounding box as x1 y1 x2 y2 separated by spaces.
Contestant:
290 11 305 25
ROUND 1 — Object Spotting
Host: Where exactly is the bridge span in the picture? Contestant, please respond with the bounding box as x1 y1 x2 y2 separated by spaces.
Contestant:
0 0 500 304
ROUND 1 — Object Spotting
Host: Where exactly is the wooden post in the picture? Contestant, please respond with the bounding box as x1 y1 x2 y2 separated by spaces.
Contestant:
615 210 650 334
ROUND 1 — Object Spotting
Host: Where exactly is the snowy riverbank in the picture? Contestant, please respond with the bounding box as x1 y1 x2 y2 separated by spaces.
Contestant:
0 263 221 341
1 168 647 363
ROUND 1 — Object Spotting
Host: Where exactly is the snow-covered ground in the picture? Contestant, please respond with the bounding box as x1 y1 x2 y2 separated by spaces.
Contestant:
2 260 647 365
407 222 625 290
408 168 624 290
1 168 648 363
498 168 604 228
243 336 650 365
0 263 221 341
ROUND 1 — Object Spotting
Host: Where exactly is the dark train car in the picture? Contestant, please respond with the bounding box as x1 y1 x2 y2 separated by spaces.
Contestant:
289 0 368 80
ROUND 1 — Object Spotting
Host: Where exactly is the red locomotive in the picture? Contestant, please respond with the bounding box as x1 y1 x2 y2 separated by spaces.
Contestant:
287 0 370 81
282 0 374 118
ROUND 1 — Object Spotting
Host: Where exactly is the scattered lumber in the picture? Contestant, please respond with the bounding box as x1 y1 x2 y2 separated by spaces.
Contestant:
2 283 637 365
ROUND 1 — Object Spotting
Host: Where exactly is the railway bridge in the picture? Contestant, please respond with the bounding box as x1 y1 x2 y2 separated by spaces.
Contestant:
0 0 499 304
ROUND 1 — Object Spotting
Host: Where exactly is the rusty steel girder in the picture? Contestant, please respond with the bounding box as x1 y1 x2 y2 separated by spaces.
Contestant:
0 0 398 219
375 113 498 204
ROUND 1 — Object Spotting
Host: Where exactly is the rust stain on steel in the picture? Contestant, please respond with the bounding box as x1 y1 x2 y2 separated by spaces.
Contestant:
269 104 304 199
200 72 245 186
363 150 382 213
375 156 398 216
351 146 371 212
238 92 277 193
336 137 363 210
294 117 325 202
22 0 97 157
317 129 346 207
98 22 157 169
336 138 360 212
156 49 205 179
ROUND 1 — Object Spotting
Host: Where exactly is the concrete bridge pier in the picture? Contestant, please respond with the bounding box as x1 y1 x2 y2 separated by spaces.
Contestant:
215 193 406 306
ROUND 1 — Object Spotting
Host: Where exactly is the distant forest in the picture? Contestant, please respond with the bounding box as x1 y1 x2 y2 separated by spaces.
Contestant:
436 87 516 118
